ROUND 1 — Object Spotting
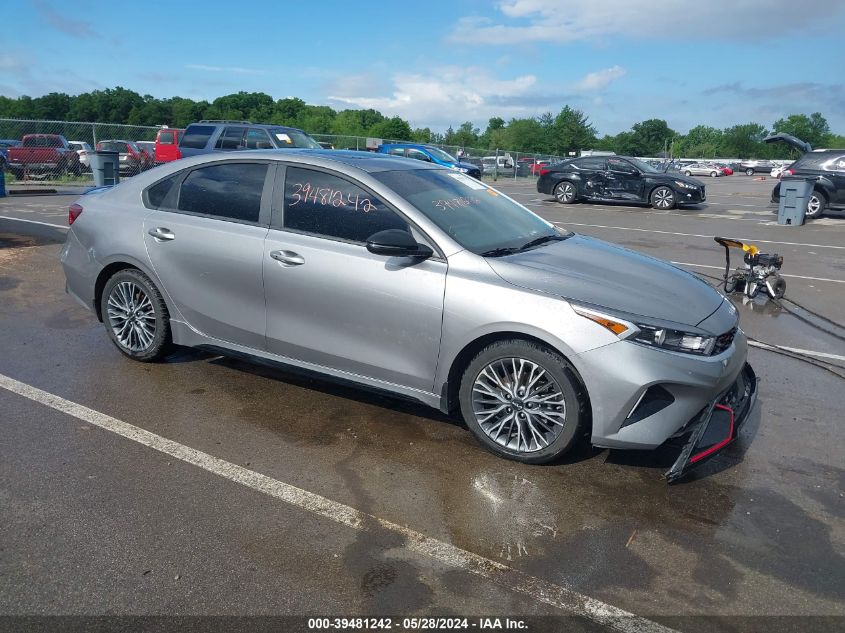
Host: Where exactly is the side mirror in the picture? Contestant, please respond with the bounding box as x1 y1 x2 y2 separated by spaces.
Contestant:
366 229 433 258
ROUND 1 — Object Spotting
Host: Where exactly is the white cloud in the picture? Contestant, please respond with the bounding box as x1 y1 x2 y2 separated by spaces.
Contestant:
575 66 626 91
328 67 538 127
450 0 845 44
185 64 265 75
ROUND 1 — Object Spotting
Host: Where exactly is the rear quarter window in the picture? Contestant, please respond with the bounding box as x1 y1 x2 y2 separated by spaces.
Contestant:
180 125 216 149
143 173 181 209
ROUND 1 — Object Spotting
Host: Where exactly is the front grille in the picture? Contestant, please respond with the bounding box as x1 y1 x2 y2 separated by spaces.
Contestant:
712 327 737 355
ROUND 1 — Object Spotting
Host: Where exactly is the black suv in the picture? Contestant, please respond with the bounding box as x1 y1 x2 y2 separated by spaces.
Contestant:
771 149 845 219
537 155 706 210
178 120 321 158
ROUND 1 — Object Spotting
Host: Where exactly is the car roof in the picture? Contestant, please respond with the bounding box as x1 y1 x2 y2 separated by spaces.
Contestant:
185 121 306 132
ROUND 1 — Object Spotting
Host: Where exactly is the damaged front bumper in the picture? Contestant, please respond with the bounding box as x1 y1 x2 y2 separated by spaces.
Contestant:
665 363 757 483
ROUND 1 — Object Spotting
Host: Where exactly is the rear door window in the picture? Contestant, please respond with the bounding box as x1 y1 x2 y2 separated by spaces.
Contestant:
574 157 607 170
180 125 215 149
282 166 409 242
177 162 268 224
214 127 247 150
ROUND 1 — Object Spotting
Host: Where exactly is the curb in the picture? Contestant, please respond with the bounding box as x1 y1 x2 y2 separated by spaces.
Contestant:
0 216 68 243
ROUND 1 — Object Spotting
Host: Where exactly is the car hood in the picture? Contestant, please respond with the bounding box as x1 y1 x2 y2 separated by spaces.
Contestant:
668 173 704 187
455 161 480 171
485 234 725 329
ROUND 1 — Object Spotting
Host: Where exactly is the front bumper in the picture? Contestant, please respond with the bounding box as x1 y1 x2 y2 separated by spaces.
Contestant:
675 184 705 204
665 362 757 482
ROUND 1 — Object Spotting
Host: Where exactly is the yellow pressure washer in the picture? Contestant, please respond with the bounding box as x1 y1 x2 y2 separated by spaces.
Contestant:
714 237 785 300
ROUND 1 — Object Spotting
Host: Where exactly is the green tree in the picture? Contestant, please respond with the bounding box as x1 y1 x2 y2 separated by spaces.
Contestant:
678 125 724 158
627 119 676 156
722 123 768 158
371 116 413 140
550 106 597 155
772 113 830 149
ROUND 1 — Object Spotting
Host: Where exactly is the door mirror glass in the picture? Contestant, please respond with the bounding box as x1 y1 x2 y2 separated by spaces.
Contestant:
366 229 433 258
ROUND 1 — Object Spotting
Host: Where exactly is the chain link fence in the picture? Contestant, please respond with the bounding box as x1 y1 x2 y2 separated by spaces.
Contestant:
0 118 161 186
1 118 571 187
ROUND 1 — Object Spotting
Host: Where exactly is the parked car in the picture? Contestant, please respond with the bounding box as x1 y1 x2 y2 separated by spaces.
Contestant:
96 140 145 175
714 163 733 176
6 134 81 179
537 155 706 209
178 120 321 158
482 155 515 175
155 128 183 164
136 141 156 170
376 143 482 179
681 163 722 178
770 149 845 219
737 160 775 176
0 139 21 169
68 141 93 170
60 150 754 480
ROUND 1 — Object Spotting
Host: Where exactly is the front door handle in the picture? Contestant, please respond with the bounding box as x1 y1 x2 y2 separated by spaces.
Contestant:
148 227 175 241
270 250 305 266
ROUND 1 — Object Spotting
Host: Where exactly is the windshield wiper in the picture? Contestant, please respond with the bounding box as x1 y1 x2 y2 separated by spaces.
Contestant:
480 246 522 257
517 234 566 252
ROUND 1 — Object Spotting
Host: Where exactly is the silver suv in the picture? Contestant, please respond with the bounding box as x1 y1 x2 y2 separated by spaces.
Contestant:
60 150 755 480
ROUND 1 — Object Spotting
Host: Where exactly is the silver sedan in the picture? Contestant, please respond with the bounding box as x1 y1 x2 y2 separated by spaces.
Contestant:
682 163 722 177
60 150 755 481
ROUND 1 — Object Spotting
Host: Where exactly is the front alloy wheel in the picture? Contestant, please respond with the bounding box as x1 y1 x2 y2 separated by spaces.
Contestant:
459 340 584 464
650 186 676 210
554 181 576 204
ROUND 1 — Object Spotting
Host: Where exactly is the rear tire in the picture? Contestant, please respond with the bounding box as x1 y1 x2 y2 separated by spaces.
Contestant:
458 340 585 464
710 171 718 178
553 180 577 204
805 192 826 219
745 168 754 176
684 170 692 176
100 268 172 362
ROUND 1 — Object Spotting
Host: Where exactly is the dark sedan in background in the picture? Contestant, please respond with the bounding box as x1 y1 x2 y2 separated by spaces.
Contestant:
537 155 706 209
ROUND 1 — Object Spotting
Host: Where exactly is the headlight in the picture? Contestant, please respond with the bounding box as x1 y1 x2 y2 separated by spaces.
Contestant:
632 325 715 355
453 167 469 173
573 305 715 355
674 180 698 190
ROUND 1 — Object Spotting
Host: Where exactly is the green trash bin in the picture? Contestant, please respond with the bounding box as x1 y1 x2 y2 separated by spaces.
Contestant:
90 151 120 187
777 176 813 226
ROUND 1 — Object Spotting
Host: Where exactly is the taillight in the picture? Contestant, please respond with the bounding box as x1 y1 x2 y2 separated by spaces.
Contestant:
68 203 83 225
539 168 551 176
127 145 137 158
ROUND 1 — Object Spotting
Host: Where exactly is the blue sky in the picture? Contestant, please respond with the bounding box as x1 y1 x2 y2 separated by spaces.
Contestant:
3 0 845 135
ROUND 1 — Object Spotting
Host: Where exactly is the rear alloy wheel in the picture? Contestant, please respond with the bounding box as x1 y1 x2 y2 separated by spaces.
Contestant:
553 180 577 204
710 171 718 177
650 186 676 210
459 340 584 464
684 170 692 176
101 268 172 361
745 168 754 176
805 192 826 219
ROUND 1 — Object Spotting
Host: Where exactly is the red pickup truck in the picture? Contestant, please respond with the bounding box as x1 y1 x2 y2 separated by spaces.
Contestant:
6 134 82 179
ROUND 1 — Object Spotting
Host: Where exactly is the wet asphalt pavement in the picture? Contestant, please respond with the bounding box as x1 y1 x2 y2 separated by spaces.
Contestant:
0 175 843 631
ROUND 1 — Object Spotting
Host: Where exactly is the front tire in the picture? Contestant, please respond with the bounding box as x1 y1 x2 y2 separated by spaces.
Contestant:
458 340 585 464
101 268 172 362
553 180 577 204
710 171 718 178
684 170 692 176
650 186 676 210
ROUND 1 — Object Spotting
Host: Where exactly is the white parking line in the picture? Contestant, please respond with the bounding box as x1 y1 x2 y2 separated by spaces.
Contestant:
0 372 675 633
0 216 67 230
747 341 845 363
550 221 845 250
668 261 845 284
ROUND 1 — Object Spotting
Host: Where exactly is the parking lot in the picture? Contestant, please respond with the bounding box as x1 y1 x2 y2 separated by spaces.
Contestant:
1 175 843 631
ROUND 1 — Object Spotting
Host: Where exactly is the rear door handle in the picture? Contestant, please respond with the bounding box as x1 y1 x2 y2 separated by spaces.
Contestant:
148 227 175 241
270 250 305 266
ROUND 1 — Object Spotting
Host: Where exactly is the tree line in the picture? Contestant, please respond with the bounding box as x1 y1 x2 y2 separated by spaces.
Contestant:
0 87 842 159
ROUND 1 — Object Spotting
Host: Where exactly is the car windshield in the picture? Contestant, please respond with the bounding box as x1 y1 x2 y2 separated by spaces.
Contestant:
627 157 660 173
425 147 458 163
373 168 571 255
270 128 321 149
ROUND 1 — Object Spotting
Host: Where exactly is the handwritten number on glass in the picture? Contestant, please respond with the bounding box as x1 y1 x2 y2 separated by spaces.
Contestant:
288 182 376 213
